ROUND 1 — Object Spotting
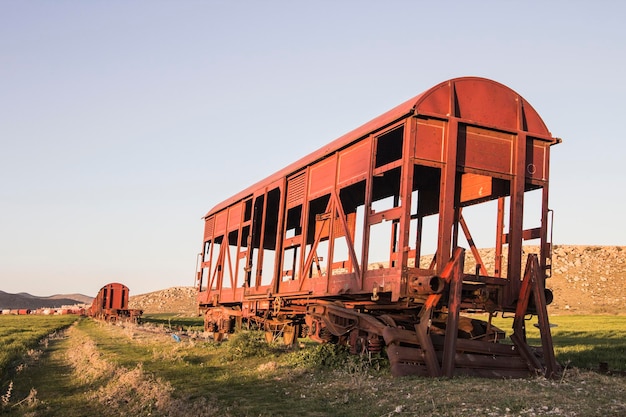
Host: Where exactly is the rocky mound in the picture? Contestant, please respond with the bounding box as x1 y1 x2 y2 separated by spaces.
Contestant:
129 286 198 316
547 245 625 314
128 245 626 316
431 244 625 315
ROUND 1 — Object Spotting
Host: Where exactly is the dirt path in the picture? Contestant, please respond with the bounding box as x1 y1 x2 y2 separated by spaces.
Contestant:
4 326 105 416
5 320 218 417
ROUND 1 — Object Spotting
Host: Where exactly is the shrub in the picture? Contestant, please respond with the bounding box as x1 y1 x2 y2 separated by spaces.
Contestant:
287 342 350 369
221 330 277 361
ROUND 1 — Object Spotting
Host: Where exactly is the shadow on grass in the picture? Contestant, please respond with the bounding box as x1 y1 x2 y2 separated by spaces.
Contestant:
550 331 626 371
142 313 204 331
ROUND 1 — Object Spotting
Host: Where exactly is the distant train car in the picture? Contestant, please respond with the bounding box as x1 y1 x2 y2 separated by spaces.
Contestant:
88 283 142 323
197 77 561 378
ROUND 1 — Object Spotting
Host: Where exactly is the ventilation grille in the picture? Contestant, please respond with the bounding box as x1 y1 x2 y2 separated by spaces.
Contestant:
286 172 306 208
204 217 215 241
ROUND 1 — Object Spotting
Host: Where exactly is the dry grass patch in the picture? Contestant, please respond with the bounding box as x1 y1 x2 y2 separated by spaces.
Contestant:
63 323 221 417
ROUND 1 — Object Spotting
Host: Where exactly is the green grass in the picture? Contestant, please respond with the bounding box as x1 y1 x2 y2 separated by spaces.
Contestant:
2 329 105 416
489 314 626 372
0 315 78 380
141 313 204 332
140 312 626 372
2 315 626 416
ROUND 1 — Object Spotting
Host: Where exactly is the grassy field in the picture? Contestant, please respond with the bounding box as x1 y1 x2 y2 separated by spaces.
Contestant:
141 313 205 332
0 315 77 381
491 314 626 372
1 315 625 416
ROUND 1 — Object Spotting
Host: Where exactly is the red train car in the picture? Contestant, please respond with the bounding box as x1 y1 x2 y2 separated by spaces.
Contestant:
196 77 561 378
88 283 142 323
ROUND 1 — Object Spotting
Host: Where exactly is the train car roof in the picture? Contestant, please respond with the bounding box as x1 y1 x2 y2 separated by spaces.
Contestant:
97 282 129 290
204 76 553 218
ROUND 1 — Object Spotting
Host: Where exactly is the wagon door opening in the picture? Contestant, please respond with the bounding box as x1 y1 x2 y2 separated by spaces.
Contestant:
247 187 281 294
365 125 405 273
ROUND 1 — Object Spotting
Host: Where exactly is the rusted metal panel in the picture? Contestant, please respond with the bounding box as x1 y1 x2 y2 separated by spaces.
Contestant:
414 117 445 163
415 78 551 138
213 210 228 237
527 140 549 182
308 156 336 199
314 211 356 240
521 101 550 136
460 173 492 203
326 273 359 294
337 140 371 187
453 78 519 131
227 202 243 231
459 125 515 176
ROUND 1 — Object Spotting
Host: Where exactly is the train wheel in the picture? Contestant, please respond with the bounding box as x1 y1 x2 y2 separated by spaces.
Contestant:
282 324 299 346
349 329 368 354
319 327 334 343
367 337 383 353
213 332 225 342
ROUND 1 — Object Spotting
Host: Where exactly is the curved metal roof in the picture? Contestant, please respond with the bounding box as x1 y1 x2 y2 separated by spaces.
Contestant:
204 77 554 217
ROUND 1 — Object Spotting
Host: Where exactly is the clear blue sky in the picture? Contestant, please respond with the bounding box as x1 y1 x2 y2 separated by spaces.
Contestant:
1 1 624 297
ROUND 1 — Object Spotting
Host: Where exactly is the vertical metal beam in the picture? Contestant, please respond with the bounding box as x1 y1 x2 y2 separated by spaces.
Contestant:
224 230 233 288
540 185 550 276
271 180 287 295
507 98 527 305
532 258 558 378
511 253 558 377
256 190 269 288
359 135 376 289
399 118 416 275
442 248 464 377
415 308 441 377
437 82 459 274
494 197 505 278
511 256 542 372
415 215 423 265
326 195 336 284
233 205 245 289
541 142 553 278
327 154 341 281
297 167 311 279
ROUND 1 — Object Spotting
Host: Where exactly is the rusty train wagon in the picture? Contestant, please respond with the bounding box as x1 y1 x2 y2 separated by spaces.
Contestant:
197 77 560 378
88 283 142 323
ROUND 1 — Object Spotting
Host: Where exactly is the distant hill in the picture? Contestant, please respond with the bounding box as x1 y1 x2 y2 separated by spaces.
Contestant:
0 290 92 310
